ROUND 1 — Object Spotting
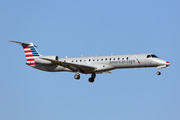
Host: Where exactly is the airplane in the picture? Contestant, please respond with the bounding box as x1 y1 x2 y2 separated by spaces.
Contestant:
9 40 171 83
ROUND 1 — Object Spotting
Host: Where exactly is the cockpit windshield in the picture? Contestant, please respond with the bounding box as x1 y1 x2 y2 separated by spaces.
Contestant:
147 54 159 58
151 54 158 58
147 55 151 58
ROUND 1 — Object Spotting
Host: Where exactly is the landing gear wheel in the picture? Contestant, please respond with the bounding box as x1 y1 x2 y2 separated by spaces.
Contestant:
156 71 161 75
74 74 80 80
88 78 94 83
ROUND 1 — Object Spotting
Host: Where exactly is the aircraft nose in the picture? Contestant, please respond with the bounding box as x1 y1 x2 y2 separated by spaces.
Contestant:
166 61 171 65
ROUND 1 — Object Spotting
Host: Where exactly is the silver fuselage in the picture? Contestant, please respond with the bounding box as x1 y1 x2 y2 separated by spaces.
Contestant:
33 53 170 74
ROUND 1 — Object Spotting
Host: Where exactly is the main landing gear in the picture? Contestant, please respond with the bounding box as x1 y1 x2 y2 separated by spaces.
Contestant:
74 73 96 83
88 73 96 83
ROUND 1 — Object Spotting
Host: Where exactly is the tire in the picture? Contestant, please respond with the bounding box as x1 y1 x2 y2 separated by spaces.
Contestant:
88 78 94 83
74 74 80 79
156 71 161 75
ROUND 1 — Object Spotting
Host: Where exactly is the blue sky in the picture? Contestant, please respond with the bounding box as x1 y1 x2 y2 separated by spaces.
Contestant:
1 0 180 120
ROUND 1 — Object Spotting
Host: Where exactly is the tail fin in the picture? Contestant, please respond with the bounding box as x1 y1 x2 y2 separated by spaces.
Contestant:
9 40 41 66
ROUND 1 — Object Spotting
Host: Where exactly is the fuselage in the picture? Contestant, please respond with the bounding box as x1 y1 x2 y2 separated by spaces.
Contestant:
33 53 170 74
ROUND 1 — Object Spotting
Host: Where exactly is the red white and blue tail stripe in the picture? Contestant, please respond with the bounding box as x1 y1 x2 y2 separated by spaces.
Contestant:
9 40 40 66
23 44 40 66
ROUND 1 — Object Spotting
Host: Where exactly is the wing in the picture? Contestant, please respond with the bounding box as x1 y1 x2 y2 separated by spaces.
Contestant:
41 58 97 73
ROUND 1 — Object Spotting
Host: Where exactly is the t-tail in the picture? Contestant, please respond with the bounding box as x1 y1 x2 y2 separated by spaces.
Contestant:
9 40 41 66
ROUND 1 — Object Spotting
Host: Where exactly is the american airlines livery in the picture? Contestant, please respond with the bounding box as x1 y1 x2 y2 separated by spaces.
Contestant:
9 40 171 83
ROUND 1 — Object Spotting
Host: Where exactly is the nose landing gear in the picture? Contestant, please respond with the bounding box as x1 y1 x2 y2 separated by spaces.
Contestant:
156 67 162 75
156 65 169 75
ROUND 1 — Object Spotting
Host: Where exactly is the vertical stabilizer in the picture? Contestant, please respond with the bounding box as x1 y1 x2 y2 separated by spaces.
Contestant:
9 40 40 66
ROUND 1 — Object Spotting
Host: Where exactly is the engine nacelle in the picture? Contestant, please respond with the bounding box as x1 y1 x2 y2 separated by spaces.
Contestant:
35 55 58 64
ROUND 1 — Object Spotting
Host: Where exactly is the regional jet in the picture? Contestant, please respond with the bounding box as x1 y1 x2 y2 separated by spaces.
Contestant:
9 40 171 83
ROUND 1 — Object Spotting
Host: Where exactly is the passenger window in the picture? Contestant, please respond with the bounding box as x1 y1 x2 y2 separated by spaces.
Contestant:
93 59 95 61
76 60 78 62
109 58 111 60
89 59 91 61
101 59 103 61
118 58 120 60
72 60 74 62
80 60 82 62
126 57 128 60
105 58 107 61
122 58 124 60
113 58 115 60
97 59 99 61
84 60 86 62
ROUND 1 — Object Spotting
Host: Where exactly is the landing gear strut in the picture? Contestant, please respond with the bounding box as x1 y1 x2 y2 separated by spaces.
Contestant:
88 73 96 83
157 67 161 75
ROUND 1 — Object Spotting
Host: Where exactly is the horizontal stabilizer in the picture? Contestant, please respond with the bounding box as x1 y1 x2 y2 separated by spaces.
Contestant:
8 40 37 47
